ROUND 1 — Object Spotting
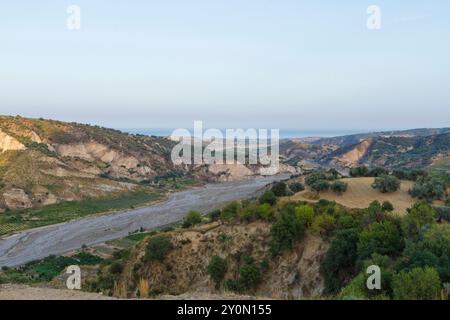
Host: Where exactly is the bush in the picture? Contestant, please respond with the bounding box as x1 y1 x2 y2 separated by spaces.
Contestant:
382 201 394 212
446 196 450 207
357 220 404 261
311 214 336 238
238 256 261 291
270 207 305 255
305 171 328 186
145 236 172 262
271 182 287 197
321 229 359 294
372 175 400 193
392 267 441 300
109 261 124 275
310 180 330 192
401 203 436 240
368 167 388 177
410 176 447 201
295 204 315 227
259 191 277 206
349 166 369 177
220 201 240 221
207 256 228 287
330 181 348 194
257 203 274 220
289 182 305 193
239 206 258 222
182 211 202 228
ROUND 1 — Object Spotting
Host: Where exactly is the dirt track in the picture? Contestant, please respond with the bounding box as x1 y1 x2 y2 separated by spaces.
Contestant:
0 175 288 267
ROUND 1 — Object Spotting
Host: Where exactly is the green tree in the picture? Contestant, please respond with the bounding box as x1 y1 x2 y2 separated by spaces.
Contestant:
310 180 330 192
330 181 348 194
257 203 273 220
220 201 240 221
372 175 400 193
238 256 261 291
401 203 436 240
358 220 404 261
311 214 336 238
289 182 305 193
295 204 315 227
182 211 202 228
349 166 369 177
144 236 172 262
392 267 441 300
270 207 305 255
271 181 287 197
207 256 228 287
259 190 277 206
382 201 394 212
321 229 359 294
409 175 447 201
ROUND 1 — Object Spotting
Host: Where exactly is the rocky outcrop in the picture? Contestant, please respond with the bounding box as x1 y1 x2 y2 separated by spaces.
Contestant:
3 188 32 209
0 130 26 152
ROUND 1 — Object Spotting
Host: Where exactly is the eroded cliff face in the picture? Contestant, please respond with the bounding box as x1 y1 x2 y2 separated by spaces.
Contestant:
0 129 26 153
334 139 372 167
116 221 328 299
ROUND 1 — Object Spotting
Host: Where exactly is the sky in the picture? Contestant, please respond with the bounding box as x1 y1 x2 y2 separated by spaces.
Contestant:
1 0 449 132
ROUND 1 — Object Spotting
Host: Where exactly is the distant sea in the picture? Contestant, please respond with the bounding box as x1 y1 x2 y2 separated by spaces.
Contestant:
121 128 372 139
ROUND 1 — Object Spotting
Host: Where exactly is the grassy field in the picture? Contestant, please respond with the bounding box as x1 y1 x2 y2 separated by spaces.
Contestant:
0 191 162 236
289 177 416 214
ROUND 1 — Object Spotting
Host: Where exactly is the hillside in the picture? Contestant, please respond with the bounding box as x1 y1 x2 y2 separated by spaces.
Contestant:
281 130 450 172
322 133 450 169
0 116 185 212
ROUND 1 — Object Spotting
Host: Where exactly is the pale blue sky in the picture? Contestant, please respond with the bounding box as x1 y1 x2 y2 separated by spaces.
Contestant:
1 0 449 131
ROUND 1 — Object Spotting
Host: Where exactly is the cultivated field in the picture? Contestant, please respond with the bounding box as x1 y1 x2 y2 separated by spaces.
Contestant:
289 177 416 214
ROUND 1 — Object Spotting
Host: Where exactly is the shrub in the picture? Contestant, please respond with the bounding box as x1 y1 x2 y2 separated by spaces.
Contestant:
208 209 221 221
145 236 172 262
357 220 404 261
259 190 277 206
271 182 287 197
372 175 400 193
182 211 202 228
330 181 348 194
238 256 261 291
239 206 258 222
381 201 394 212
305 171 328 186
270 207 305 255
409 176 447 201
368 167 388 177
392 267 441 300
257 203 274 220
321 229 359 294
109 261 124 275
220 201 240 221
349 166 369 177
311 214 336 238
295 204 315 227
289 182 305 193
310 180 330 192
207 256 228 287
401 203 436 240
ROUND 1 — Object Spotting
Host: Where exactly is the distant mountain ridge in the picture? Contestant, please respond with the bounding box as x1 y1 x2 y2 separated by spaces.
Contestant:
310 127 450 147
